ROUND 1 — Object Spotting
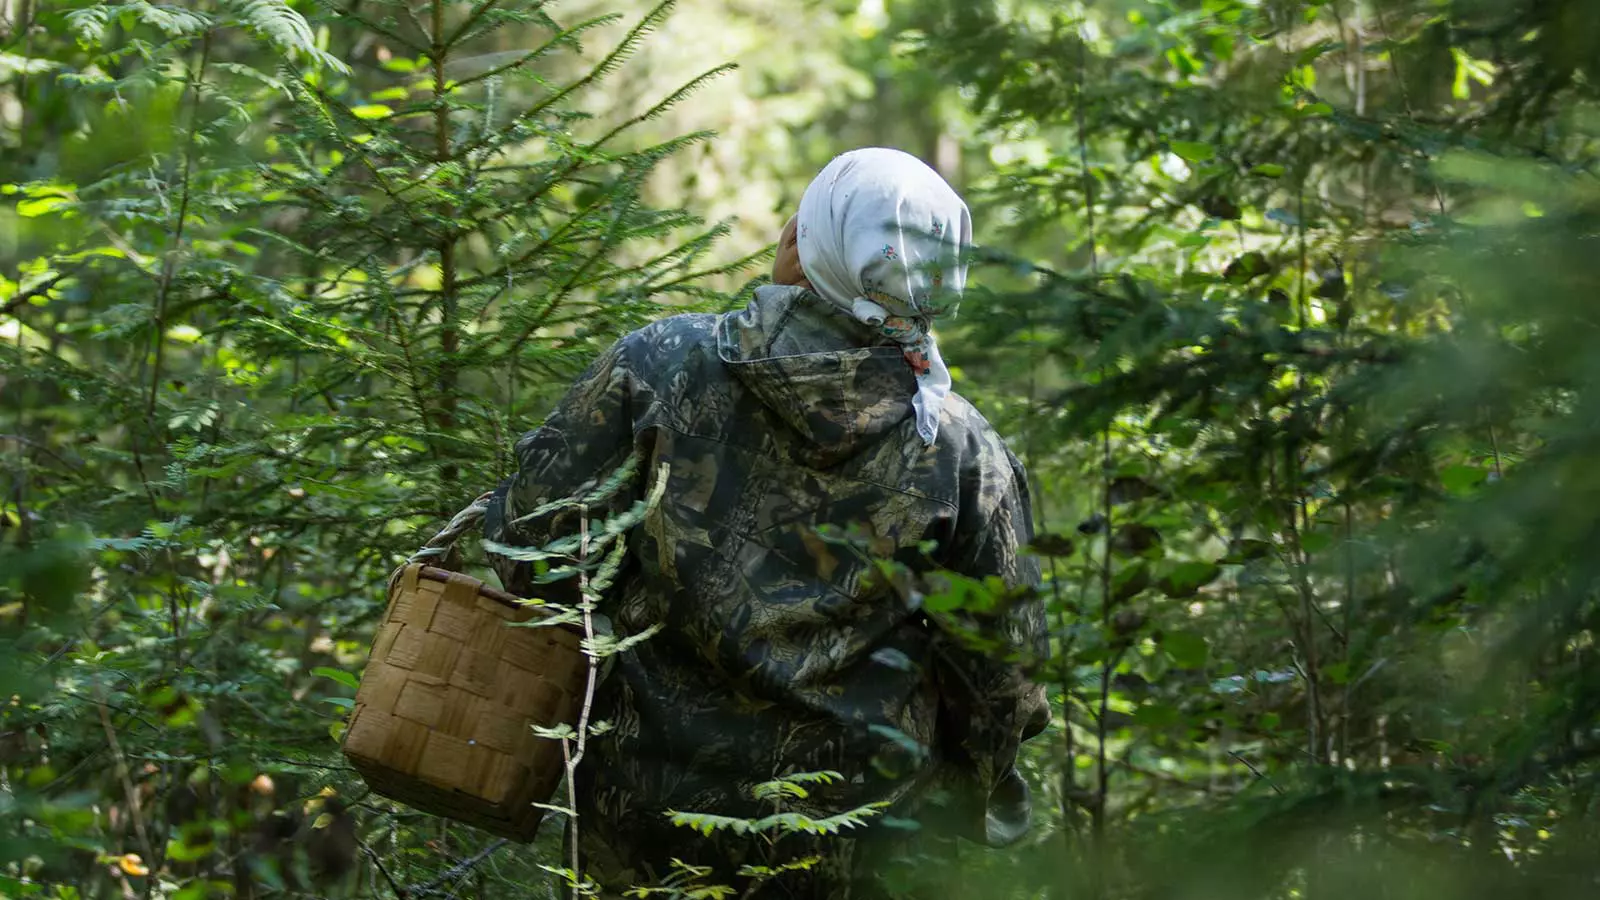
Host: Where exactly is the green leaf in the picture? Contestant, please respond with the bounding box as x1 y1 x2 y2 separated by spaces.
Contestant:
584 622 663 657
1171 141 1216 162
1221 539 1273 564
1224 252 1271 282
665 810 755 837
1298 531 1334 555
1451 47 1497 100
1440 464 1487 496
174 883 233 900
1295 41 1335 66
0 874 43 896
312 666 360 690
1163 631 1209 669
165 836 215 863
17 195 70 217
752 780 809 802
532 723 576 740
1158 561 1221 598
0 53 60 77
1251 163 1286 178
779 770 843 785
321 697 353 710
1133 703 1182 729
221 0 349 72
1028 533 1077 557
1112 563 1152 603
349 104 394 120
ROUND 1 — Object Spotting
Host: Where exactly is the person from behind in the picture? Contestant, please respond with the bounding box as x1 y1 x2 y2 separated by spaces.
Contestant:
485 147 1049 898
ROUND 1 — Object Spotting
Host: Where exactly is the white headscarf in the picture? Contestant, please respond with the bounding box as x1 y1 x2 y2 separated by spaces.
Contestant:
795 147 973 445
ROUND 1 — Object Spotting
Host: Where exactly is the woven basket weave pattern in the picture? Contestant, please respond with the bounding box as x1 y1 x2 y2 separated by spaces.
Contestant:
343 564 586 841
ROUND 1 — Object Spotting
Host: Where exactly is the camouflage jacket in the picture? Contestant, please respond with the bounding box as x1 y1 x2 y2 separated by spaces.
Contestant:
484 285 1048 897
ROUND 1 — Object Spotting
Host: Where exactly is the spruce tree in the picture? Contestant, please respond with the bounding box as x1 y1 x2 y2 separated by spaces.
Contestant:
3 0 752 894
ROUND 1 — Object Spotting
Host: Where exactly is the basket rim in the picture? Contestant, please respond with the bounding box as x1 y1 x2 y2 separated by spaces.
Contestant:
392 563 579 628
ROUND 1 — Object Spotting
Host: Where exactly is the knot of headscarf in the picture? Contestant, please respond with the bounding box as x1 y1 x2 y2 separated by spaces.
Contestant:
794 147 973 445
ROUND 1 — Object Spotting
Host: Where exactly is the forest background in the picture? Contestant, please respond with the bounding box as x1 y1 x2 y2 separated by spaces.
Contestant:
5 0 1600 897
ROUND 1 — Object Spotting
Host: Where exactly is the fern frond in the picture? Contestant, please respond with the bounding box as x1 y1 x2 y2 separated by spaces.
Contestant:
775 770 845 786
588 532 630 594
211 61 290 97
219 0 350 73
664 801 887 838
0 53 63 78
582 623 662 658
64 6 115 43
749 804 887 836
751 780 810 802
664 810 756 837
735 857 823 878
64 2 209 45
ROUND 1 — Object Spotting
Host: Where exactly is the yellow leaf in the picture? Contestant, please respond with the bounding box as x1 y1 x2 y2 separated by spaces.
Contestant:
58 246 125 263
17 195 71 217
349 104 393 120
119 853 149 876
312 812 334 830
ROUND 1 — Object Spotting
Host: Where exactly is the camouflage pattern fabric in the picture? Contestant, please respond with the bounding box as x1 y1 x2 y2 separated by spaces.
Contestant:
484 285 1049 898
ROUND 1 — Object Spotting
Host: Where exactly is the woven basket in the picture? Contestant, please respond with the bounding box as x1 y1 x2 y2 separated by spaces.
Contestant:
341 497 588 842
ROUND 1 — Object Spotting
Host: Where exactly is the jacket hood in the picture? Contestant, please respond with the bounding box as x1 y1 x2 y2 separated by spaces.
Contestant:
717 285 917 464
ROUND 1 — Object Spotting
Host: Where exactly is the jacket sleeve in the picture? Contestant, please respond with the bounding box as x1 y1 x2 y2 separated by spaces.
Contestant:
482 338 641 602
931 444 1051 847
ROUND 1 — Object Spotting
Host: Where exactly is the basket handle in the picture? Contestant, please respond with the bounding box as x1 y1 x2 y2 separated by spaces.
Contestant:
407 491 495 566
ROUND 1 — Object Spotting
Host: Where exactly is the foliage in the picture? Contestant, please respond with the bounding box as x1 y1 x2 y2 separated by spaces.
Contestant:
900 0 1600 896
2 0 747 895
642 771 886 899
7 0 1600 897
